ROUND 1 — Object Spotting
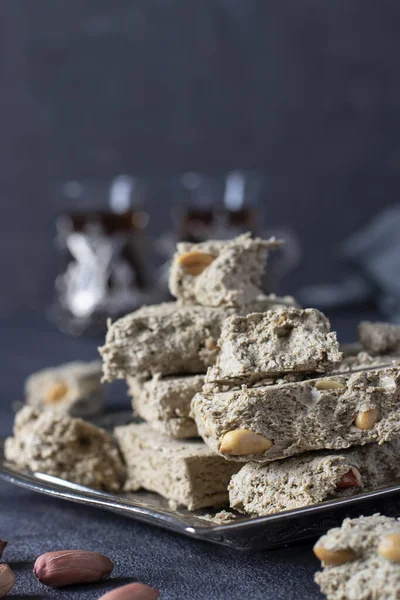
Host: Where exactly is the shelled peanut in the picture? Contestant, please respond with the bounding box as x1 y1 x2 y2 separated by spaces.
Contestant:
98 582 160 599
34 550 113 587
0 564 15 598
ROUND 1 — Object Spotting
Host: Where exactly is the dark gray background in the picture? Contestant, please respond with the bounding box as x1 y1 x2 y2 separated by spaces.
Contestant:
1 1 399 315
0 2 399 598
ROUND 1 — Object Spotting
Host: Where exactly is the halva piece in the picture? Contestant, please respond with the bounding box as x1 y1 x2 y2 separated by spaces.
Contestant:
205 308 342 386
229 440 400 516
358 321 400 355
128 374 204 438
169 233 282 307
192 365 400 462
114 423 240 510
25 360 104 418
314 514 400 600
100 296 296 381
5 406 125 491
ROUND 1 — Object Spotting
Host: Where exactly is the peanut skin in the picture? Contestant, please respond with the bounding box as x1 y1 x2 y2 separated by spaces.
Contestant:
33 550 113 587
0 564 16 598
98 583 160 599
336 467 361 490
0 540 7 559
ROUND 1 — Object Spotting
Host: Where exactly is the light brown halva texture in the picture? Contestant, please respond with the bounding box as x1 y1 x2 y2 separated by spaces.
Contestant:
229 439 400 516
128 374 204 439
25 360 104 418
5 406 125 491
314 515 400 600
358 321 400 355
114 423 240 510
192 365 400 462
205 308 341 386
100 295 297 380
169 233 282 307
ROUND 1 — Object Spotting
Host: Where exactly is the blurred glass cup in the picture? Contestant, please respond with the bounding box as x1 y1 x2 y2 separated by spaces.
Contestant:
154 171 300 297
49 176 155 336
178 170 264 242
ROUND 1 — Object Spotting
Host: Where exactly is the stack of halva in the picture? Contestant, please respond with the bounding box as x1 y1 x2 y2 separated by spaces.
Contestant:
99 233 299 510
6 233 400 517
194 312 400 516
100 232 400 514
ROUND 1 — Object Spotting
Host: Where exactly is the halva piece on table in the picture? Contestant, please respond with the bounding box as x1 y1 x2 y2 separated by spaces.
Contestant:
5 406 125 491
229 439 400 516
314 515 400 600
205 308 342 386
25 360 104 418
114 423 240 510
358 321 400 355
192 365 400 462
100 295 296 381
128 374 204 439
168 233 282 307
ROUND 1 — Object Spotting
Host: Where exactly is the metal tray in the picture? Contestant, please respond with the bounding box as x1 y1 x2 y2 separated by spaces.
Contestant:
2 437 400 550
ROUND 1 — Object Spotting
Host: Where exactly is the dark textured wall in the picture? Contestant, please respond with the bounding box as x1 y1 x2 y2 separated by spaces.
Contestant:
1 1 399 315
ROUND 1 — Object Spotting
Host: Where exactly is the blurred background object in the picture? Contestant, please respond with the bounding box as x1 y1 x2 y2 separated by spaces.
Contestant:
49 176 155 335
178 171 262 241
155 171 301 299
299 204 400 323
1 1 400 333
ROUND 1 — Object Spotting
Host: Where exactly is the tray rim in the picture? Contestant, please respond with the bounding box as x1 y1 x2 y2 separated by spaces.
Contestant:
3 436 400 547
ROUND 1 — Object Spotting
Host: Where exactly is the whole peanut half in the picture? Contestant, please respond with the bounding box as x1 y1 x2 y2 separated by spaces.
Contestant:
313 546 356 565
314 379 346 391
45 381 69 403
98 583 160 599
219 429 273 456
177 251 216 275
0 564 16 598
33 550 113 587
354 408 379 430
0 540 7 559
378 533 400 563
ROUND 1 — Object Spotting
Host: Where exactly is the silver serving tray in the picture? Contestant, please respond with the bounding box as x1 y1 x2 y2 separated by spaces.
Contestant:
2 437 400 551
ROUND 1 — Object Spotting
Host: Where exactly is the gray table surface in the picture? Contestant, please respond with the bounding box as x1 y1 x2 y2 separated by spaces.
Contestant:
0 312 368 599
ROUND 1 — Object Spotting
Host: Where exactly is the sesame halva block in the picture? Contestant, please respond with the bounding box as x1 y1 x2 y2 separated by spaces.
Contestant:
128 374 204 439
114 423 240 511
25 360 104 418
100 302 230 380
100 296 296 381
314 515 400 600
192 365 400 462
205 308 342 386
169 233 282 307
229 440 400 516
5 406 125 491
